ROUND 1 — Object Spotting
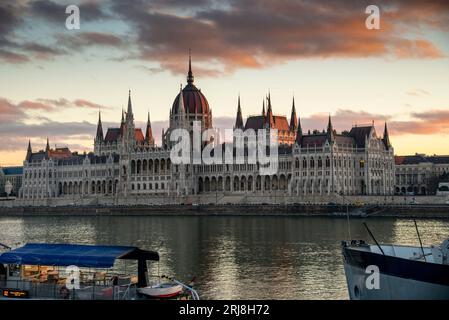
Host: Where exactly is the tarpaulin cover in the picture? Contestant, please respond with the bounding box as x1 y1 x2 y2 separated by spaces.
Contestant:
0 243 140 268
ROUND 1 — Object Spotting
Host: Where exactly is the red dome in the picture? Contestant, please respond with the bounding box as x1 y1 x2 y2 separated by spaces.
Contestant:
172 83 210 115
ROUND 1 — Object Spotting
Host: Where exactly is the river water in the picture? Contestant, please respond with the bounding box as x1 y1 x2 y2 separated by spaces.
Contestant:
0 215 448 299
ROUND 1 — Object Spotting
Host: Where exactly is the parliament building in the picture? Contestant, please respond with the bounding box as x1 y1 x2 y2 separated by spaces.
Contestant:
19 57 395 204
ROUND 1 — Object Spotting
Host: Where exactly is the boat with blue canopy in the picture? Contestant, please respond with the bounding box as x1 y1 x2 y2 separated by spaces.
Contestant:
0 243 198 300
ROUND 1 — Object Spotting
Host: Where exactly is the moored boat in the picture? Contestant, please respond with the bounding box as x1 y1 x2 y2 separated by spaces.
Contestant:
0 243 199 300
341 238 449 300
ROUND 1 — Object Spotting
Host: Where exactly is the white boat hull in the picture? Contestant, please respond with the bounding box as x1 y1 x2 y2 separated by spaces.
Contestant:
138 283 183 298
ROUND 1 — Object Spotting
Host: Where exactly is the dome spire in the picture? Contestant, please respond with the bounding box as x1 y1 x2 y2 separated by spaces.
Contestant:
187 49 194 84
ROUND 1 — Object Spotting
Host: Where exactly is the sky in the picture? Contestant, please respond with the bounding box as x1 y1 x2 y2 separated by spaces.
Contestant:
1 0 449 166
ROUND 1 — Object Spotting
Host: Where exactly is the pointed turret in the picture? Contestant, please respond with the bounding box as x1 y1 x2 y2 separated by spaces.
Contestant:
262 99 266 117
26 140 32 161
265 93 274 128
289 96 298 131
234 95 244 130
119 109 125 137
383 122 392 150
187 49 194 84
126 90 133 121
327 114 334 142
96 111 103 141
145 111 154 145
295 114 303 146
45 137 50 152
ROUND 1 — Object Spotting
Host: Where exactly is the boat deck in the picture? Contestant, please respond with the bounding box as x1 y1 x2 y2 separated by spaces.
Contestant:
345 241 439 264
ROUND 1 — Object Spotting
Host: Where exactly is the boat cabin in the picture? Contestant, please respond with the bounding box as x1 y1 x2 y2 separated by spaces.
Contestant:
0 243 159 300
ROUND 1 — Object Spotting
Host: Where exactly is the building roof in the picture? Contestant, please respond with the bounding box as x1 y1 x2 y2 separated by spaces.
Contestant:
395 155 449 165
172 83 210 115
104 128 121 142
348 126 373 148
48 147 72 159
135 128 144 142
104 128 145 143
244 115 290 131
2 166 23 175
301 134 328 147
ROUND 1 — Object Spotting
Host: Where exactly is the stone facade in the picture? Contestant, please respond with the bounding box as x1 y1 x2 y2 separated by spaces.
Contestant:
394 154 449 195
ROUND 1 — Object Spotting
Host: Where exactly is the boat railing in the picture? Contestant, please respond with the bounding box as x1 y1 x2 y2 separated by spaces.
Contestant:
1 279 138 300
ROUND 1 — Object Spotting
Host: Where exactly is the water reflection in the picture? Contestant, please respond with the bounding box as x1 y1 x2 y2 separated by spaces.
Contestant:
0 215 448 299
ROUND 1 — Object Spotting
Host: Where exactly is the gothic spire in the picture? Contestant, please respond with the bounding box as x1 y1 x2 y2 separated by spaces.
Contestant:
262 99 266 117
127 90 133 120
96 111 103 141
46 137 50 152
383 122 392 150
295 114 303 146
26 140 32 161
265 93 274 128
145 110 154 145
187 49 194 84
327 114 334 142
234 95 244 130
289 96 298 131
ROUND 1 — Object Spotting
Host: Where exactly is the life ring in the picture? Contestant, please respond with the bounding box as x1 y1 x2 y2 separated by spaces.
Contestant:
60 286 70 299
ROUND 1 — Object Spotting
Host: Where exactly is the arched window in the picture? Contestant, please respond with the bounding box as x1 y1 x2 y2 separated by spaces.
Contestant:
131 160 136 174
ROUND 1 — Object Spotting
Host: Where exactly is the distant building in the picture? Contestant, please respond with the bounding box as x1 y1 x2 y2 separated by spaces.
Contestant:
0 166 23 197
394 154 449 195
436 182 449 196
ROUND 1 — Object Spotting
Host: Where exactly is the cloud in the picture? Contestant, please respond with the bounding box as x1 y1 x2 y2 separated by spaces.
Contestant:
406 89 430 96
57 32 124 50
0 1 114 63
0 49 29 63
30 0 108 23
0 119 95 152
0 97 111 126
295 108 449 137
110 0 449 75
73 99 110 110
1 0 448 71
